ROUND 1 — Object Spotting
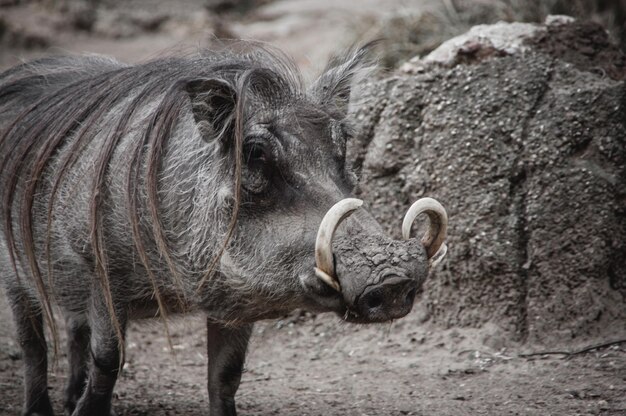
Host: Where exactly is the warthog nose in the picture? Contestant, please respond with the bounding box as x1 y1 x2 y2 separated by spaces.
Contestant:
357 276 417 321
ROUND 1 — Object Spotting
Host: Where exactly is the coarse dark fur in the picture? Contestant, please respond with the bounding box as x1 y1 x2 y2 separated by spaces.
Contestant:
0 43 429 416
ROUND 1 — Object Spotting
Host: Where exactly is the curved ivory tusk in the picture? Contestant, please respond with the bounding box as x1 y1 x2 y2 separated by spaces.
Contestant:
314 198 363 291
429 243 448 268
402 197 448 261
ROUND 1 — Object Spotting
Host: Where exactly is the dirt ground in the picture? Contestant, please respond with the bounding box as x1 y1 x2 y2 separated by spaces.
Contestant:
1 1 625 415
1 291 625 416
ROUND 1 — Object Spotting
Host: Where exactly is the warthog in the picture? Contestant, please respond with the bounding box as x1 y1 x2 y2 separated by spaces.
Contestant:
0 44 447 416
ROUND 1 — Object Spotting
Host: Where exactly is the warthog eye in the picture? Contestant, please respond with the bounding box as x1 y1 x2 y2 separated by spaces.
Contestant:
242 138 271 195
246 144 266 164
243 140 268 165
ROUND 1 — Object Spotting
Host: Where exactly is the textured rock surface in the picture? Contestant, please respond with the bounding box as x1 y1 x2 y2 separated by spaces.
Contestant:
351 19 626 346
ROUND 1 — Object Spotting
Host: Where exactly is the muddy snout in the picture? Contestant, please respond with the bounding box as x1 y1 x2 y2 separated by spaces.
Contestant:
356 275 418 321
332 237 427 322
313 198 448 323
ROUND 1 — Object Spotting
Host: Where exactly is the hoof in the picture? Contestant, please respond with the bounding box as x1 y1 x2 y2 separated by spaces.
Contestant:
24 411 54 416
67 403 117 416
23 400 54 416
65 410 117 416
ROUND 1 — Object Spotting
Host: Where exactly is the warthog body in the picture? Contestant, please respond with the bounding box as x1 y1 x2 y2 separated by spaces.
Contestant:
0 45 447 416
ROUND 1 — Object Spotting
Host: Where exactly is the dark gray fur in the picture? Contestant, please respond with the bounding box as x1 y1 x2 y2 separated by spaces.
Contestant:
0 44 430 416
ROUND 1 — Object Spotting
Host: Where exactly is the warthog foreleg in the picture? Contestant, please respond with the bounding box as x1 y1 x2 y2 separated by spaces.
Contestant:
206 321 253 416
71 293 127 416
7 289 54 416
63 314 90 416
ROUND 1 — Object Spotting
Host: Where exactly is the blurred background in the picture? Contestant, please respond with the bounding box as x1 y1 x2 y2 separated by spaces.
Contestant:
1 0 624 75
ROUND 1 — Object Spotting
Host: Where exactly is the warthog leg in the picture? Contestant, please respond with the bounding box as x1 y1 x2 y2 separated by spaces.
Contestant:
6 288 54 416
71 292 127 416
63 314 90 416
206 321 253 416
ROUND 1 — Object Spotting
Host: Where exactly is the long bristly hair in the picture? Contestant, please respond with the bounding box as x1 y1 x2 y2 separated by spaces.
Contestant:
0 44 305 358
0 42 375 360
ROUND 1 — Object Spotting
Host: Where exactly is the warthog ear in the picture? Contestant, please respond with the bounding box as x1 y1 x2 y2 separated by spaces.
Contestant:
185 78 236 143
309 43 377 117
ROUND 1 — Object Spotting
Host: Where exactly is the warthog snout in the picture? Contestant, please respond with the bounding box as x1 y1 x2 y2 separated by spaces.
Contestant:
313 197 448 323
355 275 418 321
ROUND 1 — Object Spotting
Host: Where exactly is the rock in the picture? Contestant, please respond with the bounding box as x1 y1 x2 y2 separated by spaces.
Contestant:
351 19 626 346
422 21 543 66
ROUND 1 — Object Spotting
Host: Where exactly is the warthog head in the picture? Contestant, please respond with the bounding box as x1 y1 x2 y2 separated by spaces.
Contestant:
184 45 448 324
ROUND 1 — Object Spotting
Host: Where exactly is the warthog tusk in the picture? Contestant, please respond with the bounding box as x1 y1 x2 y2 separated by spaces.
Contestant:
429 243 448 268
402 197 448 266
314 198 363 292
314 267 341 292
